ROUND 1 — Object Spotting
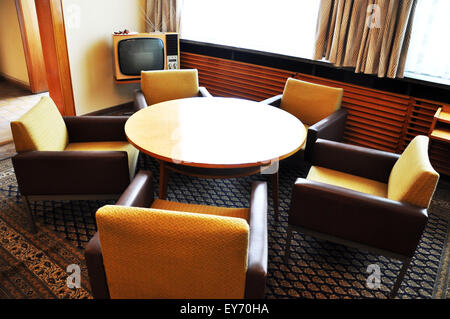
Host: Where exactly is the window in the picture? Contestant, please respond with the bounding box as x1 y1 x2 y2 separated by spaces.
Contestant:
180 0 321 60
404 0 450 84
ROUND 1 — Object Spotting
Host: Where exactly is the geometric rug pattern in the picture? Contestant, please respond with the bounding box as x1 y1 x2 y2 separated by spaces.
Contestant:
0 155 449 299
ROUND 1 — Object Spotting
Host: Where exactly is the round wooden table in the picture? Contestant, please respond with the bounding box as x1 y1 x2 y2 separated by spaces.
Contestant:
125 97 306 220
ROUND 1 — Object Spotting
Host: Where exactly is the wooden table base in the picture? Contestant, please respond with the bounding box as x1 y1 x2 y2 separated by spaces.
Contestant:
158 160 280 221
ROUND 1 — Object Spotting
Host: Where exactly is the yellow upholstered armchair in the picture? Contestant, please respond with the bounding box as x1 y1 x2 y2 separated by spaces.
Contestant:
10 96 139 232
85 170 268 299
261 78 347 162
133 69 212 110
285 135 439 298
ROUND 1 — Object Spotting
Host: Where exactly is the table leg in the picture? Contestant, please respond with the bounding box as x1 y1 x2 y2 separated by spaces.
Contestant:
159 161 169 199
270 171 279 221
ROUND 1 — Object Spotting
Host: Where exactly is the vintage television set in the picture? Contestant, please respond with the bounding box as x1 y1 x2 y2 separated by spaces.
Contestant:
113 32 179 82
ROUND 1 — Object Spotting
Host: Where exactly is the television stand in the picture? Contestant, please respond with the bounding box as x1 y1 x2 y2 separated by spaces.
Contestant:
115 78 141 85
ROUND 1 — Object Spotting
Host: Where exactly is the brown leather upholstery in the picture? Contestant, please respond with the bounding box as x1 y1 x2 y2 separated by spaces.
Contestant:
11 111 138 233
311 139 400 183
289 178 428 257
12 151 130 196
64 116 129 142
85 170 268 299
286 138 439 297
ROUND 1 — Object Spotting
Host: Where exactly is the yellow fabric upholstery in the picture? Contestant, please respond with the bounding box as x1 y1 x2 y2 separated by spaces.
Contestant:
10 96 68 153
307 166 388 198
388 136 439 208
65 142 139 179
141 69 200 106
96 205 249 299
280 78 343 126
151 199 249 221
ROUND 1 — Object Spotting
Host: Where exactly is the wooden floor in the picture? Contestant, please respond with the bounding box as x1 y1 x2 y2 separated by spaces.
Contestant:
0 79 48 146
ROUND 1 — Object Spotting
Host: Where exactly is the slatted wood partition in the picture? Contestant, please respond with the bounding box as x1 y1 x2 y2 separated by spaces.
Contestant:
181 52 294 101
181 52 449 175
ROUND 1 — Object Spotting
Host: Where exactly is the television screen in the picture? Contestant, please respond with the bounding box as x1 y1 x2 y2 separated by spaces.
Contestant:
118 38 165 75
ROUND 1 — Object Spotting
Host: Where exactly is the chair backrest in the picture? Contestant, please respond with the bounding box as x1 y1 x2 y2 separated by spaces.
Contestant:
141 69 200 106
10 96 68 153
280 78 343 126
388 135 439 208
96 205 250 299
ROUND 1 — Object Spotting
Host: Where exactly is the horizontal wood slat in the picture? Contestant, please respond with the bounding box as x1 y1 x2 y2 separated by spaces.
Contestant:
181 52 449 175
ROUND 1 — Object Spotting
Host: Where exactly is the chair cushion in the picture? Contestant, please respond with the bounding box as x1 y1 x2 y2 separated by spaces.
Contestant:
151 199 249 222
10 96 68 153
388 136 439 208
141 69 199 106
280 78 343 126
65 141 139 179
96 205 249 299
307 166 388 198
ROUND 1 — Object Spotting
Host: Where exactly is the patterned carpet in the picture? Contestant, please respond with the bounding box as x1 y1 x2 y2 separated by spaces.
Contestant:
0 154 449 299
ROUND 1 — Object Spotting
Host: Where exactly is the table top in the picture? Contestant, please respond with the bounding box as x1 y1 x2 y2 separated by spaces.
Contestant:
125 97 306 168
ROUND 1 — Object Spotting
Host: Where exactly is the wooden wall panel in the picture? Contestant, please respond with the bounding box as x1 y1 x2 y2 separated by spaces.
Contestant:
181 52 294 101
181 52 449 175
291 73 411 153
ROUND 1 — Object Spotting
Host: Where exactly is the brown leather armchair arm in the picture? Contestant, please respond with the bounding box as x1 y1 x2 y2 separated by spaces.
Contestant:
260 94 282 108
64 116 129 143
12 151 130 196
245 181 268 299
85 170 154 299
289 179 428 258
115 170 155 207
84 233 109 299
85 174 268 299
311 139 400 183
304 108 348 162
133 89 147 111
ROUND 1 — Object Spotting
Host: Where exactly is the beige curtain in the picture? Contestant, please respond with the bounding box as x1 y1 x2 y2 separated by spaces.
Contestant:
145 0 183 32
314 0 417 78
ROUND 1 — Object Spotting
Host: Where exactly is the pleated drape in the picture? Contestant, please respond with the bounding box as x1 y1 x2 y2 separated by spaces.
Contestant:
314 0 417 78
145 0 183 32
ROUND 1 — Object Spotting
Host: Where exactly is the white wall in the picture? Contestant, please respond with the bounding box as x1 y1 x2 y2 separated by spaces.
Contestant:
62 0 146 115
0 0 30 86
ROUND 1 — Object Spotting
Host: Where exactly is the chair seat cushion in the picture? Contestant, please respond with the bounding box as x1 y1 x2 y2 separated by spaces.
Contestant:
65 141 139 179
307 166 388 198
151 199 249 222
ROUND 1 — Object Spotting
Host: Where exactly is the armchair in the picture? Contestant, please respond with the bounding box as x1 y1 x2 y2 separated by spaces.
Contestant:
134 69 212 110
285 136 439 298
85 170 268 299
261 78 347 163
10 97 139 232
